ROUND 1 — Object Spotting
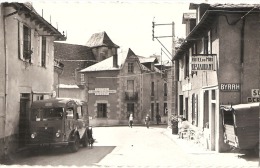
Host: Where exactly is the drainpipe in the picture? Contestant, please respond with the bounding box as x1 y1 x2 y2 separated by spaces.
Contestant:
3 7 9 161
240 18 245 103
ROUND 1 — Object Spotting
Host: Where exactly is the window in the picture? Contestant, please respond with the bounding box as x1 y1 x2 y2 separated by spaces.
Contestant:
128 63 134 73
184 53 189 78
203 36 209 55
151 82 154 96
164 83 167 96
66 107 74 119
23 25 32 62
80 74 85 83
77 106 83 119
212 90 216 100
192 43 197 55
41 36 46 67
97 103 107 118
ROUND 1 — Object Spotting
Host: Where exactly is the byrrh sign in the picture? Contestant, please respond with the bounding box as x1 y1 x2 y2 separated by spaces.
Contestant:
191 55 215 71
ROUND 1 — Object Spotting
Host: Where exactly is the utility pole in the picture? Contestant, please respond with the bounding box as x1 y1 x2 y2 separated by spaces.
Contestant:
152 20 176 128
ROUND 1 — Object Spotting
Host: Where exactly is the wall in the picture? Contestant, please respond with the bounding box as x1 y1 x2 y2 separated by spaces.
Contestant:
86 70 120 126
0 6 56 156
0 4 6 158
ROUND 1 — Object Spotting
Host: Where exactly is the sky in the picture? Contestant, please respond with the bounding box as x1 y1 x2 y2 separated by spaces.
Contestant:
8 0 259 61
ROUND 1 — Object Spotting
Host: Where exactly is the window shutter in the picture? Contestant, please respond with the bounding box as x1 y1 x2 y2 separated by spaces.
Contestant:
45 37 49 68
19 23 23 60
38 36 41 66
30 28 34 63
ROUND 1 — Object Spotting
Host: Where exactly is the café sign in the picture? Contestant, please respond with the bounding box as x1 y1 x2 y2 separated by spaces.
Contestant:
88 88 116 95
191 55 215 71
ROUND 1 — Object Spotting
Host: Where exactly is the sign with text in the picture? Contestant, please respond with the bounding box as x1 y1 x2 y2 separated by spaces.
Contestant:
88 88 116 95
220 83 240 92
191 55 215 71
251 89 260 97
247 89 260 102
247 97 260 103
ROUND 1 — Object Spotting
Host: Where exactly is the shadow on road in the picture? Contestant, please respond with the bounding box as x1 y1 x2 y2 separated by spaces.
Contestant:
5 146 116 166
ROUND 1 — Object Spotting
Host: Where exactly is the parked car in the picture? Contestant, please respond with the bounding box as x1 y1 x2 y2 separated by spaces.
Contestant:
27 98 90 152
221 102 259 155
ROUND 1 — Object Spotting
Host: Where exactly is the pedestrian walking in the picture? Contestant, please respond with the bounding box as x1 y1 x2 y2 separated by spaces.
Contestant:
145 114 151 128
87 126 95 148
156 113 161 125
129 113 133 128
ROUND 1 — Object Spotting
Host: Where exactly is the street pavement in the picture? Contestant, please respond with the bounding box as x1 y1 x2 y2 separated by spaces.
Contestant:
2 125 259 168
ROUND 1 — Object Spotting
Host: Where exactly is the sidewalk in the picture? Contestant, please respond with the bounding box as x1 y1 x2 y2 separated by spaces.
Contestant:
163 127 259 167
163 127 215 154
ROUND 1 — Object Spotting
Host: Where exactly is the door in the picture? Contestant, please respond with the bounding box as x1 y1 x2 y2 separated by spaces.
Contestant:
185 97 188 120
19 93 30 147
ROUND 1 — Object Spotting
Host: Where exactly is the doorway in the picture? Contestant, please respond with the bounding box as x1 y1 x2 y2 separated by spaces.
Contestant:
19 93 30 147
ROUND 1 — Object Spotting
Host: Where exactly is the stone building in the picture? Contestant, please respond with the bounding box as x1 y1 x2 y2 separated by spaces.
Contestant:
173 3 260 152
80 48 168 126
54 31 119 101
0 2 65 158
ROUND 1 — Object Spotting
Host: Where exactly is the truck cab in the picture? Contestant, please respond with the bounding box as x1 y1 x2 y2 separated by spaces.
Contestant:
28 98 90 152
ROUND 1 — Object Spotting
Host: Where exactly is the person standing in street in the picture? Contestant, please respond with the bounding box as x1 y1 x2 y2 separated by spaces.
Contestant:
145 114 151 128
129 113 133 128
156 113 161 125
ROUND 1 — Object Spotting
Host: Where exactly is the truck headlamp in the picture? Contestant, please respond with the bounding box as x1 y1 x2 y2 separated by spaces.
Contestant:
56 130 61 138
31 132 36 139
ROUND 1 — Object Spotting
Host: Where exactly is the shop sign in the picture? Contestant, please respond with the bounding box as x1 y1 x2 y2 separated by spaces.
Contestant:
220 83 240 91
191 55 215 71
251 89 260 97
247 89 260 102
88 88 116 95
247 97 260 102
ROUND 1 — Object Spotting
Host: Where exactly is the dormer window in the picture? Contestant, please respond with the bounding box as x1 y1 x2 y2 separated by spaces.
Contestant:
128 63 134 73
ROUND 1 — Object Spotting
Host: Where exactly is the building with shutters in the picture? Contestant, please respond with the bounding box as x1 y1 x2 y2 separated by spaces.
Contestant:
0 2 65 159
173 3 260 152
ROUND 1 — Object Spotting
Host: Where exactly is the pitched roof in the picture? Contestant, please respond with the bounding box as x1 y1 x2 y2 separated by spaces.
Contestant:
80 56 120 72
86 31 119 48
3 2 66 41
80 48 134 72
139 57 159 64
54 42 95 61
127 48 136 57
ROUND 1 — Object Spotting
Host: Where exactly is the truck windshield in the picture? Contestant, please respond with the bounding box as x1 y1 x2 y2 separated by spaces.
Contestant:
31 107 64 121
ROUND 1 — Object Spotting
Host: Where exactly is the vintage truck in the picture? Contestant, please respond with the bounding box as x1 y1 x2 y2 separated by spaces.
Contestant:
221 102 259 155
27 98 90 152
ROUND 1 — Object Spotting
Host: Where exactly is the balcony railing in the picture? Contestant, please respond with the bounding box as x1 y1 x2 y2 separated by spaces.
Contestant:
125 91 138 101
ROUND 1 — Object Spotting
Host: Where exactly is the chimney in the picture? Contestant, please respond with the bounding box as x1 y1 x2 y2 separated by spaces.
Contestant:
113 49 118 68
